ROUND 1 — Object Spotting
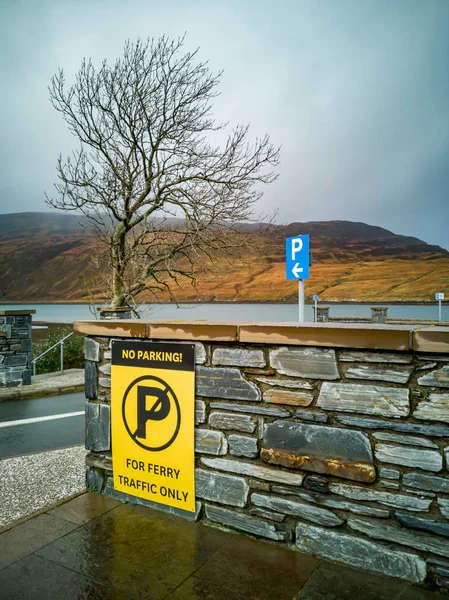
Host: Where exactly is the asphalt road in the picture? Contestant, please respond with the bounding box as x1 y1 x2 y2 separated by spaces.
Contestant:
0 392 85 458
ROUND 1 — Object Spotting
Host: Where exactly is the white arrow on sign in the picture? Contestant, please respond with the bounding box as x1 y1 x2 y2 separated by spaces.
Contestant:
292 263 303 278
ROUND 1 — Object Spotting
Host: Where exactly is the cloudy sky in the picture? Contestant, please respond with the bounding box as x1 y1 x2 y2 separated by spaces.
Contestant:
1 0 448 248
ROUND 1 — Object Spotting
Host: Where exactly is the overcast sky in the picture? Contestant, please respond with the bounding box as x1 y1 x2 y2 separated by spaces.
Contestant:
0 0 448 248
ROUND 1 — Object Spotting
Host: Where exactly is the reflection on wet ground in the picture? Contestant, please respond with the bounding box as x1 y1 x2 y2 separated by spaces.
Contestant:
0 493 444 599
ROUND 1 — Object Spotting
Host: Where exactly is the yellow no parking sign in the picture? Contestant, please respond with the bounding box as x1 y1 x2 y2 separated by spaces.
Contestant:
111 340 195 512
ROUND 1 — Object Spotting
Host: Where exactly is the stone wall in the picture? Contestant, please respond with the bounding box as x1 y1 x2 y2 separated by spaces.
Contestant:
0 310 34 386
75 319 449 590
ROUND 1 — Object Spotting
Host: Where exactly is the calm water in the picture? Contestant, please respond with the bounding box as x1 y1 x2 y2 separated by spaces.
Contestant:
1 302 447 323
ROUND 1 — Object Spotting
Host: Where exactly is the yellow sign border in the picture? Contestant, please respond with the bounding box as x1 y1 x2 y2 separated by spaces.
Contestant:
111 341 195 512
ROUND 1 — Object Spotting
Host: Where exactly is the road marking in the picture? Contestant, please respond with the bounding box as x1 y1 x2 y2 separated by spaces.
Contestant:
0 411 84 429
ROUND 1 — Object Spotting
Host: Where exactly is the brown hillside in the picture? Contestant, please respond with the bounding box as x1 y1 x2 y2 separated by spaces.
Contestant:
0 212 447 303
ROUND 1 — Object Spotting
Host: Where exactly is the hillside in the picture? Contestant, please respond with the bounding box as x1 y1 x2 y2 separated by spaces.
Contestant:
0 212 447 303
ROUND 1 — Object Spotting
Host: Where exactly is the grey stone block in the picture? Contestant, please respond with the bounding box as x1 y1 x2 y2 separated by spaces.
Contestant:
85 361 98 400
271 485 301 496
270 346 339 380
375 443 442 472
22 369 31 386
4 354 27 367
373 432 438 448
339 351 413 364
210 402 289 417
295 522 426 582
98 363 111 375
195 429 228 455
296 489 390 518
379 468 400 480
251 493 343 526
99 377 111 388
196 366 260 401
205 504 288 541
416 362 438 371
209 411 257 433
84 337 101 362
201 456 304 485
86 452 112 472
255 376 313 389
229 434 258 458
194 342 206 365
212 348 265 368
11 327 30 338
345 365 412 384
329 483 432 512
21 339 32 352
336 415 449 437
379 481 399 490
318 383 410 418
439 498 449 519
0 324 12 338
104 477 201 520
0 368 23 386
195 399 206 425
396 513 449 538
86 401 110 451
195 468 248 507
86 467 104 492
414 394 449 423
249 508 285 522
295 409 328 423
417 366 449 388
303 475 329 494
262 420 375 483
348 517 449 558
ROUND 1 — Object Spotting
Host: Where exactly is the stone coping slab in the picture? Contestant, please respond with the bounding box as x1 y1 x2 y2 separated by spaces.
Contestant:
413 327 449 353
238 323 412 350
0 309 36 316
72 319 449 353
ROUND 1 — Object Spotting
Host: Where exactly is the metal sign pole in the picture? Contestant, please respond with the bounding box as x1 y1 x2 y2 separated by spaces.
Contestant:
298 279 304 322
436 292 444 323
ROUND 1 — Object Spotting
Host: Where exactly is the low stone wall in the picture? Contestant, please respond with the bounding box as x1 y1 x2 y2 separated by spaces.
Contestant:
0 310 35 386
75 319 449 590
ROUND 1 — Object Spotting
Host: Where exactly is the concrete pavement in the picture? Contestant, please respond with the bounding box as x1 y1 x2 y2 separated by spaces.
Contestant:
0 492 444 600
0 369 84 401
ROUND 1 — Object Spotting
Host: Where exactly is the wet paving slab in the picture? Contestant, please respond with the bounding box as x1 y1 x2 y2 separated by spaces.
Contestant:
0 492 446 600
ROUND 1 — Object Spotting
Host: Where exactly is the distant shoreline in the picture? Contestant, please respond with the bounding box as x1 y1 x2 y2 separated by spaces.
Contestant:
1 300 446 306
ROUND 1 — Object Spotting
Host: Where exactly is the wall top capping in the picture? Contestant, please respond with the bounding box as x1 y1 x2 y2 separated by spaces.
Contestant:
73 319 448 352
412 326 449 353
0 309 36 316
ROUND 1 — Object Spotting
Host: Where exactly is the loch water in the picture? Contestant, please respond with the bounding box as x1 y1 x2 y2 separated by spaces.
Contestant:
1 302 447 323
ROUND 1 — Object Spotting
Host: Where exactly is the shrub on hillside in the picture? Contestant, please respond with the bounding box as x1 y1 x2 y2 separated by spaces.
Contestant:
32 327 84 374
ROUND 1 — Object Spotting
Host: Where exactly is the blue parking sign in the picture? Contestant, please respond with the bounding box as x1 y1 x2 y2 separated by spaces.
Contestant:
286 235 310 280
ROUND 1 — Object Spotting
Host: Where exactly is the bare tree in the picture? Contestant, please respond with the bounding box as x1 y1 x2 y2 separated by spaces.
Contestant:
47 36 280 308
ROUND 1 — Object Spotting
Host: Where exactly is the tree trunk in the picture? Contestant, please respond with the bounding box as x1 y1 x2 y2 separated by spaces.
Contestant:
111 234 127 307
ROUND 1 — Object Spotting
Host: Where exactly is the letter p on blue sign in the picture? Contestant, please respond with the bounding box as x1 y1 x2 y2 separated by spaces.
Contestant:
286 234 310 280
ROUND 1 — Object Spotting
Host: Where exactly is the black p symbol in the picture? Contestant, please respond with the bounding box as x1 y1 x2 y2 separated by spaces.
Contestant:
133 385 170 440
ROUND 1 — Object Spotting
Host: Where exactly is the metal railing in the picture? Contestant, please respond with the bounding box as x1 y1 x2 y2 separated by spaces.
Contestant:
32 332 74 376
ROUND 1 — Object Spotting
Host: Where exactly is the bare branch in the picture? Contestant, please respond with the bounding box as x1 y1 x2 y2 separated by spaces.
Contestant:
47 35 280 307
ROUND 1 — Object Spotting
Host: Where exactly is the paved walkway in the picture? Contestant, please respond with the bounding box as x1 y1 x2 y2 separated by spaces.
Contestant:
0 369 84 401
0 492 443 600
